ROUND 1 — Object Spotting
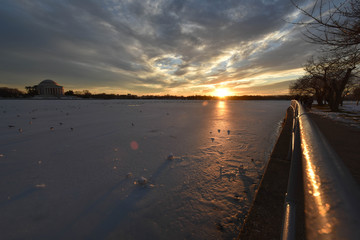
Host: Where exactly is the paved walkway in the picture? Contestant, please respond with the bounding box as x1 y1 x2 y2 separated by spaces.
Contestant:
309 112 360 185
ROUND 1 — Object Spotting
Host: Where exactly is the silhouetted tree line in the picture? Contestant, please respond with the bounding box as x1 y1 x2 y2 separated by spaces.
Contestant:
65 90 292 100
64 90 139 99
227 95 292 100
291 0 360 111
1 86 294 100
25 85 38 96
0 87 24 98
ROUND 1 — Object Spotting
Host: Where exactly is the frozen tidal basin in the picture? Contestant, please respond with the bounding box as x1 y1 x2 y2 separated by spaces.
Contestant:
0 100 289 239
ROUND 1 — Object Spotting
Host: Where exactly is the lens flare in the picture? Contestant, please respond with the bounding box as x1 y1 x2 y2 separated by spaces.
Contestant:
130 141 139 150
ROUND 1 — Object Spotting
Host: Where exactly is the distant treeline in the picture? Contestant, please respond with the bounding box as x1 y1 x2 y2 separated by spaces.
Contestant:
0 87 24 98
0 87 293 100
63 90 295 100
76 92 293 100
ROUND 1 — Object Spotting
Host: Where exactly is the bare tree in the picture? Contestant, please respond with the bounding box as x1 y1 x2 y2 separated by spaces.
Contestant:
25 85 38 96
353 86 360 105
293 0 360 48
320 53 357 110
290 75 326 105
292 50 358 111
290 75 313 96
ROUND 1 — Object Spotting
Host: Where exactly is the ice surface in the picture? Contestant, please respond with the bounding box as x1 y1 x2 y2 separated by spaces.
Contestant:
0 99 289 239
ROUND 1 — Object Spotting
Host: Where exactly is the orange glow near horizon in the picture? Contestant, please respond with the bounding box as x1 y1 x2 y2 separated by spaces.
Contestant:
213 88 232 98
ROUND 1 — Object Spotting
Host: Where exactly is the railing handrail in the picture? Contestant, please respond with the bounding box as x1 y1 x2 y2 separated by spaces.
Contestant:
282 100 360 240
281 101 302 240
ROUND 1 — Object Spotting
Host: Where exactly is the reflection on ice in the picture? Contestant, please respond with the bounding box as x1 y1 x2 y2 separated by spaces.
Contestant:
217 100 226 109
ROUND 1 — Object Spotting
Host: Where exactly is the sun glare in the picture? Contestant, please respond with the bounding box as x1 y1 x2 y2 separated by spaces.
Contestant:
214 88 231 98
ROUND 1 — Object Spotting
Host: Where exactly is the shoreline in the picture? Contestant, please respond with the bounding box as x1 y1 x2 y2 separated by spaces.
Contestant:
238 107 296 239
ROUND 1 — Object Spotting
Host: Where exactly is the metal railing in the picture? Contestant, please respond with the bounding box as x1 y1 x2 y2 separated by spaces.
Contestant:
282 100 360 240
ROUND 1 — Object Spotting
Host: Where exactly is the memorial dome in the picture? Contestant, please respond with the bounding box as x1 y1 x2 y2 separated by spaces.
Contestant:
38 79 60 86
36 79 64 96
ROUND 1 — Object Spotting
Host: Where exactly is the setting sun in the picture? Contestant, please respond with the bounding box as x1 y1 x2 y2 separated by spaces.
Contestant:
214 88 231 98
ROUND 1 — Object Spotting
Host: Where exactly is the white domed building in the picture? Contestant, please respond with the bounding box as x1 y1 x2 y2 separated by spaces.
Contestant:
36 79 64 97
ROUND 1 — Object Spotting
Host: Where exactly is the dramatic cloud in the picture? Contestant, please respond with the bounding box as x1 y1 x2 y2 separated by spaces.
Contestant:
0 0 317 95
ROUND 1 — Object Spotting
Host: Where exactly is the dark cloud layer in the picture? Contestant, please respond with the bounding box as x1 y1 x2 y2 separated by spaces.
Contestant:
0 0 315 95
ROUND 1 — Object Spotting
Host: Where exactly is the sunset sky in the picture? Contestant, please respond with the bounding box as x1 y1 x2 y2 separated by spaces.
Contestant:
0 0 318 96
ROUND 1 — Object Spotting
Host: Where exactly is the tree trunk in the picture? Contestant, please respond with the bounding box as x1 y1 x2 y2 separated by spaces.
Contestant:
316 95 324 105
328 68 353 112
314 89 324 105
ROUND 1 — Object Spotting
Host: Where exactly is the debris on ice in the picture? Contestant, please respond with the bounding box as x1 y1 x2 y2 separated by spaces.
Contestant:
137 176 148 185
167 153 174 160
